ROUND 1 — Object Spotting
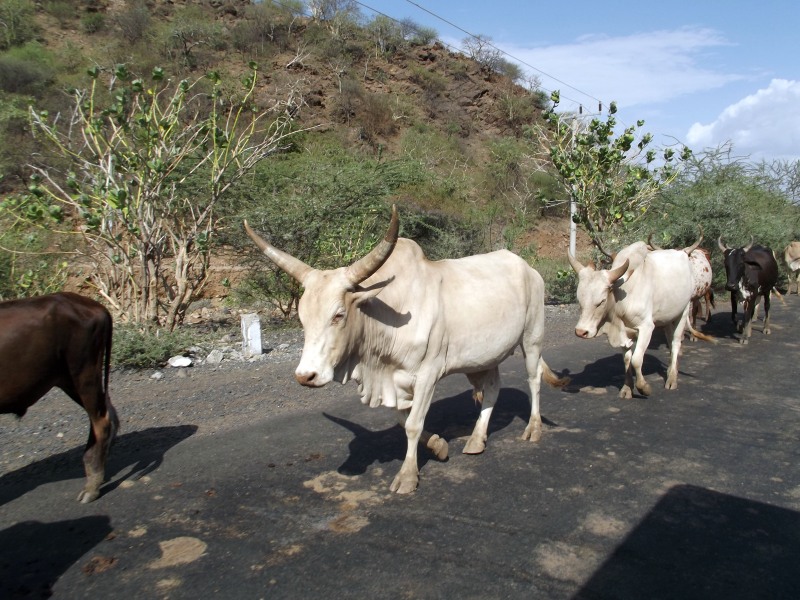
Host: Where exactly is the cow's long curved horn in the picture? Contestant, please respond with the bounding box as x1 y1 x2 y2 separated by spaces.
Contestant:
244 220 313 283
683 225 704 255
743 236 754 252
608 259 629 284
647 233 662 250
568 252 585 273
718 236 730 252
345 204 400 285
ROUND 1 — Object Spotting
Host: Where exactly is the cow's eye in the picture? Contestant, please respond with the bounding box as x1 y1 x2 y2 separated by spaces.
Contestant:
595 298 606 308
331 310 345 325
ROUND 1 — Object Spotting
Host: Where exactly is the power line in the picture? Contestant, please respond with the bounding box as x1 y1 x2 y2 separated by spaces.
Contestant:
350 0 606 113
271 0 607 115
400 0 604 106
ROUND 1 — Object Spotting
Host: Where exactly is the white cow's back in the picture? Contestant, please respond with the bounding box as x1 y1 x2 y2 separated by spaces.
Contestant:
618 249 693 327
356 240 545 403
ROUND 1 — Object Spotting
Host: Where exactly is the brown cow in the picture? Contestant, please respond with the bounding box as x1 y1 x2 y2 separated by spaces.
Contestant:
0 293 118 502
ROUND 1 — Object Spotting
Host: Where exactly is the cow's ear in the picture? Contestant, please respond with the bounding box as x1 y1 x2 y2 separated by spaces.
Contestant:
351 277 394 307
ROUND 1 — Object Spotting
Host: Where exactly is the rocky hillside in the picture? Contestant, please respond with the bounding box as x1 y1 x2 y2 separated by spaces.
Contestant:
3 0 589 306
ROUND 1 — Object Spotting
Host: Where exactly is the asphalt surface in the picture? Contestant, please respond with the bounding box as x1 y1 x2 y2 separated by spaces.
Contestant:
2 296 800 599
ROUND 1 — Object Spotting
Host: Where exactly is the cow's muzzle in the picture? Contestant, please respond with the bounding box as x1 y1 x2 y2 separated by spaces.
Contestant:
575 328 590 339
295 371 320 387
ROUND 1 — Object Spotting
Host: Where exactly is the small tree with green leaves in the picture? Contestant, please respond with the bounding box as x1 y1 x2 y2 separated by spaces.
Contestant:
7 63 309 329
531 91 692 255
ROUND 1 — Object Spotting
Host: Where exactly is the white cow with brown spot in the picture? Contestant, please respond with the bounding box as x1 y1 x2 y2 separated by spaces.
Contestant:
688 247 715 329
245 206 568 494
647 234 714 328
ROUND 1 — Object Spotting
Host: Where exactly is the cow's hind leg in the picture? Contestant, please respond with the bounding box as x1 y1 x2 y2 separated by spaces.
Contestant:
463 368 499 454
521 351 546 442
664 312 689 390
80 399 118 503
65 378 119 503
763 292 772 335
690 298 700 331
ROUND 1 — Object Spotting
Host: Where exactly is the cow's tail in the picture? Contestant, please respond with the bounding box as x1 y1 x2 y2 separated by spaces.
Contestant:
708 289 716 309
103 310 113 399
540 358 570 388
686 322 718 344
102 308 120 435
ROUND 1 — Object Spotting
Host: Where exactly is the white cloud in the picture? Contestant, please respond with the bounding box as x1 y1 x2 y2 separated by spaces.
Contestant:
502 27 743 109
686 79 800 161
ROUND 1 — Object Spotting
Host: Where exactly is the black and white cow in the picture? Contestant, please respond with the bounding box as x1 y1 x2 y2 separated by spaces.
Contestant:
718 238 779 344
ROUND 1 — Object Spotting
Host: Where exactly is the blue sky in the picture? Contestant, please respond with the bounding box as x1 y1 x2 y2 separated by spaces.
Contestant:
355 0 800 162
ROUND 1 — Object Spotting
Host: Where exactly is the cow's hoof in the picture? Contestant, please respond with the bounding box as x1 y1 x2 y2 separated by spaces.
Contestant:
638 382 652 396
619 386 633 399
764 328 771 335
77 489 100 503
390 474 418 494
739 337 749 345
463 437 486 455
521 422 542 443
427 434 449 460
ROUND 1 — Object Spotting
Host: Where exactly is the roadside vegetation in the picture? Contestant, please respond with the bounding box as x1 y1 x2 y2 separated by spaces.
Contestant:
1 0 798 367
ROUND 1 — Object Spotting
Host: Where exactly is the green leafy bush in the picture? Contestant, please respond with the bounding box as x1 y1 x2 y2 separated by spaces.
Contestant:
545 264 577 305
81 13 105 34
0 43 56 95
114 1 151 44
112 324 197 369
43 1 74 27
0 223 71 300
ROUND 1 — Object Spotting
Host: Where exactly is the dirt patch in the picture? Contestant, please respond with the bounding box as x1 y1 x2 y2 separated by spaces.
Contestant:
149 537 208 569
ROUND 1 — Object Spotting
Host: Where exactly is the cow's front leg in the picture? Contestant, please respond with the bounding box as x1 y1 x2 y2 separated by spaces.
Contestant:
630 324 654 397
619 347 635 399
740 298 756 344
420 431 449 460
391 384 436 494
397 413 448 462
464 368 499 453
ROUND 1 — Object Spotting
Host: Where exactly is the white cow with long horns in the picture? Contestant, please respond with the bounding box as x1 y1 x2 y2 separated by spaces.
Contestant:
245 205 567 494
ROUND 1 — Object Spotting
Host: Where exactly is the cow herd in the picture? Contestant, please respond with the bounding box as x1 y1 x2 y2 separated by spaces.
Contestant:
0 206 796 499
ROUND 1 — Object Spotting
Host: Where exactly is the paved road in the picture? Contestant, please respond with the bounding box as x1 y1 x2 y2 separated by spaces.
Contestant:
2 297 800 599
